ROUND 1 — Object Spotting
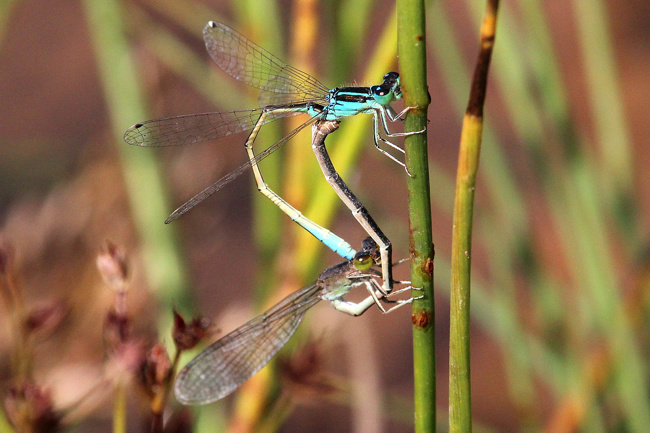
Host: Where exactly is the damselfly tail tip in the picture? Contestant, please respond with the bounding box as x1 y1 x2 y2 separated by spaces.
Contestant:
165 206 188 223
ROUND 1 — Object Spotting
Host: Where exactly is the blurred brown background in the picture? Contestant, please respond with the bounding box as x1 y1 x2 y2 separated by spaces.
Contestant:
1 0 649 432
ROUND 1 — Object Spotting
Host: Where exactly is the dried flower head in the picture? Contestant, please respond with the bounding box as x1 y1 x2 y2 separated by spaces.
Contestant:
172 310 213 352
96 241 129 291
140 343 172 397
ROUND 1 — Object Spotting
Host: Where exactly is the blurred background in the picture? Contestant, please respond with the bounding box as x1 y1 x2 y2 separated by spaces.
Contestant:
1 0 649 432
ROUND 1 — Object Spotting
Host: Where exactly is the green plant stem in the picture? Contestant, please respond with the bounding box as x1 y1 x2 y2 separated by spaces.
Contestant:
449 1 499 432
396 1 434 432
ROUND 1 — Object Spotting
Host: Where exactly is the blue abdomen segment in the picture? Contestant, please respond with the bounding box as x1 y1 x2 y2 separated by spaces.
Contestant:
296 220 356 260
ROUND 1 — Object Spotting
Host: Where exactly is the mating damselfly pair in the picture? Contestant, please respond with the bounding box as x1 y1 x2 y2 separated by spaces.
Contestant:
124 20 424 404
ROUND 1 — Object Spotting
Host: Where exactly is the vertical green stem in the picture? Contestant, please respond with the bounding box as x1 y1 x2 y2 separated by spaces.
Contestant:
448 1 499 432
397 1 434 432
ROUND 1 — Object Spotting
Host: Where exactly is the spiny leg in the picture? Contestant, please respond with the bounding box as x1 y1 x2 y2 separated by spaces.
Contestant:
386 105 417 122
330 281 419 316
363 279 420 314
371 107 428 177
362 275 423 310
379 105 427 137
371 111 412 176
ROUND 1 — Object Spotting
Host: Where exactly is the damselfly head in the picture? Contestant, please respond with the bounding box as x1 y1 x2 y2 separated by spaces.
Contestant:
371 84 394 105
354 237 381 270
382 72 402 99
353 252 374 271
383 71 400 84
371 72 402 105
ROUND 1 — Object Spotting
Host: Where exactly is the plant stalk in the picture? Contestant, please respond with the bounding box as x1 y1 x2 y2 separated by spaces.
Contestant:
396 0 434 432
448 1 499 432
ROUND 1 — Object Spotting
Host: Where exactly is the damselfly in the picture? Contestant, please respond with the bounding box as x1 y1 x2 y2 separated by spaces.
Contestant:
174 238 416 405
124 21 425 294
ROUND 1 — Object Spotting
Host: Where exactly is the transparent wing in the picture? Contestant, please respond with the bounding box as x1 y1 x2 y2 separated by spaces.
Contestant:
203 21 330 102
123 108 300 147
174 282 324 405
164 115 319 223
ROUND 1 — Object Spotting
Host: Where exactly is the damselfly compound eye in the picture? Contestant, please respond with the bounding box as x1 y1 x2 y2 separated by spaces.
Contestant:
353 252 374 271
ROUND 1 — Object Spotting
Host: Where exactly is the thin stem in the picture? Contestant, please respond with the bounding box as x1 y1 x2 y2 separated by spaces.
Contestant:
113 384 127 433
396 1 434 432
448 1 499 432
150 349 182 432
